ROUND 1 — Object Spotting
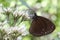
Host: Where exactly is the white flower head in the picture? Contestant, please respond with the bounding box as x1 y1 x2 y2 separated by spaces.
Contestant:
17 36 22 40
18 10 25 16
13 10 18 17
24 10 30 19
10 26 18 31
3 27 12 34
3 35 13 40
18 24 29 36
4 7 13 12
2 20 8 25
21 30 29 36
18 24 26 33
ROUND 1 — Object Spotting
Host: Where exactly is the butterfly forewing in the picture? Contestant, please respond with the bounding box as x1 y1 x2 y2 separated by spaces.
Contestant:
29 16 55 36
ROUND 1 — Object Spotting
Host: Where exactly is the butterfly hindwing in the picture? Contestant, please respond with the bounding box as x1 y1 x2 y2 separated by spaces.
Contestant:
29 16 55 36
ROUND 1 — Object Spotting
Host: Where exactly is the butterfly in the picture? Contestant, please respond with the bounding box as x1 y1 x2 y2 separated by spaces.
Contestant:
29 13 55 37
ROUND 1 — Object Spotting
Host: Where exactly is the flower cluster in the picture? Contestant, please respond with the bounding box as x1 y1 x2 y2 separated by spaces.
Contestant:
0 4 30 40
0 24 29 40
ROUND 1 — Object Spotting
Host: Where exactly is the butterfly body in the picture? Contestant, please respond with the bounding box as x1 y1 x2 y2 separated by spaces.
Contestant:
29 15 55 36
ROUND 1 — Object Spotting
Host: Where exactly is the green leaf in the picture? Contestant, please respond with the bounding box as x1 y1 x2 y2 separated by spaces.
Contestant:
18 21 30 30
15 16 23 26
22 35 32 40
9 13 14 26
37 0 42 3
0 0 10 7
0 13 6 22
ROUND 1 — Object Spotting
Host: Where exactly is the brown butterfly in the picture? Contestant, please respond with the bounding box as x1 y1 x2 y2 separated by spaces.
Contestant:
29 13 55 37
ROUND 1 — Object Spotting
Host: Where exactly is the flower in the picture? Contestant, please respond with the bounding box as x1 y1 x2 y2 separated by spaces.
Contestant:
18 24 29 36
13 10 18 17
4 7 13 13
17 36 22 40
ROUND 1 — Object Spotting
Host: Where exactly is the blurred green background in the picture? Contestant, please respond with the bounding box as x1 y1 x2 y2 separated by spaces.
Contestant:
0 0 59 40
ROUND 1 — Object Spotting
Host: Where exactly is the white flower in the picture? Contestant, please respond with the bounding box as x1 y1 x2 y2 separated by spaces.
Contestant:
4 7 13 12
0 23 28 36
10 26 18 31
2 20 8 25
18 10 25 16
17 36 22 40
4 36 9 40
7 7 13 12
18 24 26 33
3 35 13 40
21 31 29 36
2 27 12 34
24 10 30 19
13 10 18 17
18 24 29 36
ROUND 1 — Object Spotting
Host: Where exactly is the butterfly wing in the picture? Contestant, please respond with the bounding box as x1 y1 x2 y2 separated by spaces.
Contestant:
29 16 55 36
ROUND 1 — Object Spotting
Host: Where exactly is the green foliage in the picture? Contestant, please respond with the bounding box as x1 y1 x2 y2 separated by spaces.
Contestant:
21 21 30 30
37 0 42 3
15 16 23 26
8 13 14 26
22 35 32 40
0 13 6 22
0 0 10 7
0 29 7 40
